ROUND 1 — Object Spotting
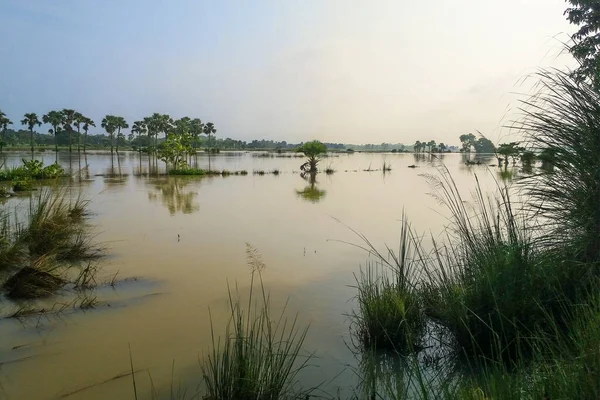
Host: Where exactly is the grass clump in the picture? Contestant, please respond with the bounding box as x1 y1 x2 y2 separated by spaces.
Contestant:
4 256 66 299
420 169 575 364
348 219 426 353
0 189 98 299
201 244 312 400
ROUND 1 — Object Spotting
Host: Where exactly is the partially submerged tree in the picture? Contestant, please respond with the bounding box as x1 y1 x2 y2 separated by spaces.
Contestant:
296 140 327 173
459 134 476 153
21 113 42 154
0 111 13 153
101 115 117 153
42 111 64 153
81 117 95 153
61 109 77 153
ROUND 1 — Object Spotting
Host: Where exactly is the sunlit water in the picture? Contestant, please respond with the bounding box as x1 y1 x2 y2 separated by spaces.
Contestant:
0 150 506 399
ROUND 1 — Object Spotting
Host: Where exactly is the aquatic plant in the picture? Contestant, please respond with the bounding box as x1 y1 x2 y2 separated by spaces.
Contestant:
201 245 313 400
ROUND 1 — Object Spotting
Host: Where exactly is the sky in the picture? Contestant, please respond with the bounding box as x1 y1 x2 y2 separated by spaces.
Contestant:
0 0 576 145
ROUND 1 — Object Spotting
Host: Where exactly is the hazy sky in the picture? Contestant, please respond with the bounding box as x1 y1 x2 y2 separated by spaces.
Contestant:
0 0 575 145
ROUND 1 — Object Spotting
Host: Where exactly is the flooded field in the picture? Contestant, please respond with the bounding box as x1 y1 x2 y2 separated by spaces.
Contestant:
0 151 502 399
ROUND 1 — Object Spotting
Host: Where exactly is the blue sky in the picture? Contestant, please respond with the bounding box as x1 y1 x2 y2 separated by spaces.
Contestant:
0 0 574 144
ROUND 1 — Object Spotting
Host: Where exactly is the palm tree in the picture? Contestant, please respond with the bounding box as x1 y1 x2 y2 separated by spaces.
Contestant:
61 109 77 152
43 111 65 153
113 116 129 152
82 117 95 153
131 120 147 153
0 111 13 153
101 115 117 153
21 113 42 154
72 112 87 153
439 142 447 153
203 122 217 171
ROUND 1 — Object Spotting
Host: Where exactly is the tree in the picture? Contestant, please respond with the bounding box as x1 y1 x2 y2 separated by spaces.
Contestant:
565 1 600 86
427 140 436 153
21 112 42 154
474 137 496 154
497 142 523 166
131 120 147 152
61 109 77 153
439 143 447 153
101 115 117 153
0 111 13 153
82 117 95 153
72 112 87 153
203 122 217 171
190 118 204 151
113 116 129 152
43 111 65 153
459 134 476 153
413 141 422 153
159 122 193 170
296 140 327 173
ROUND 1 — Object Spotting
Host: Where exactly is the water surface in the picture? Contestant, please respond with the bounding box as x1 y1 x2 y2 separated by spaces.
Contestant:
0 151 502 399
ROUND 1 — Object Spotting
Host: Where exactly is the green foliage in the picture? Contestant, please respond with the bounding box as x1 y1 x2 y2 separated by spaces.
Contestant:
0 159 64 182
473 137 495 154
520 150 535 166
459 134 476 152
497 142 523 165
296 140 327 173
565 0 600 86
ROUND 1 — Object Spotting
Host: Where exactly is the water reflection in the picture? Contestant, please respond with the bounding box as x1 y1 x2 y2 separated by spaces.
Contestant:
296 173 326 203
148 177 199 215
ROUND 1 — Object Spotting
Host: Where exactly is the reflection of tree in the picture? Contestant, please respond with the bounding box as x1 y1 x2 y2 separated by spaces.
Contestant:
148 177 199 215
296 172 326 203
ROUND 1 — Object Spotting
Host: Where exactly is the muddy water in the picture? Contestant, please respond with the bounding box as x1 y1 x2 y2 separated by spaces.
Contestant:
0 151 500 399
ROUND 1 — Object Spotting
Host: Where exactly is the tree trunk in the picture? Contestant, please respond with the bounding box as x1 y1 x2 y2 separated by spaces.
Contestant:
68 129 72 153
84 131 88 153
116 128 120 153
77 127 81 153
208 133 211 171
30 129 34 158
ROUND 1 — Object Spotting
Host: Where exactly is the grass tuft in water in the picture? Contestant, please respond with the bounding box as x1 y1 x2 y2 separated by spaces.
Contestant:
201 244 313 400
350 219 425 353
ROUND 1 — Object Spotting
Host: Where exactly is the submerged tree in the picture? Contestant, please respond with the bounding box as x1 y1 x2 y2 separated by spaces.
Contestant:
114 116 129 152
131 120 147 153
459 133 476 153
42 111 64 153
203 122 217 171
0 111 13 153
21 113 42 154
82 117 95 153
296 140 327 173
101 115 117 153
61 109 78 153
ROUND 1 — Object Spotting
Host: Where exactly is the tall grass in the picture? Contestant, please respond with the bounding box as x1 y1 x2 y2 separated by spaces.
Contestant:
420 168 574 363
201 244 313 400
517 70 600 267
0 189 98 299
350 219 426 353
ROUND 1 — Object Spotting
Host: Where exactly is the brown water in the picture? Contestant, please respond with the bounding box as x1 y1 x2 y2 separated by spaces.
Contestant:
0 151 502 399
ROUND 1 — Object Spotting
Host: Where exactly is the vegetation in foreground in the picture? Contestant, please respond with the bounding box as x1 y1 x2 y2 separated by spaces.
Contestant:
0 189 99 300
200 245 312 400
